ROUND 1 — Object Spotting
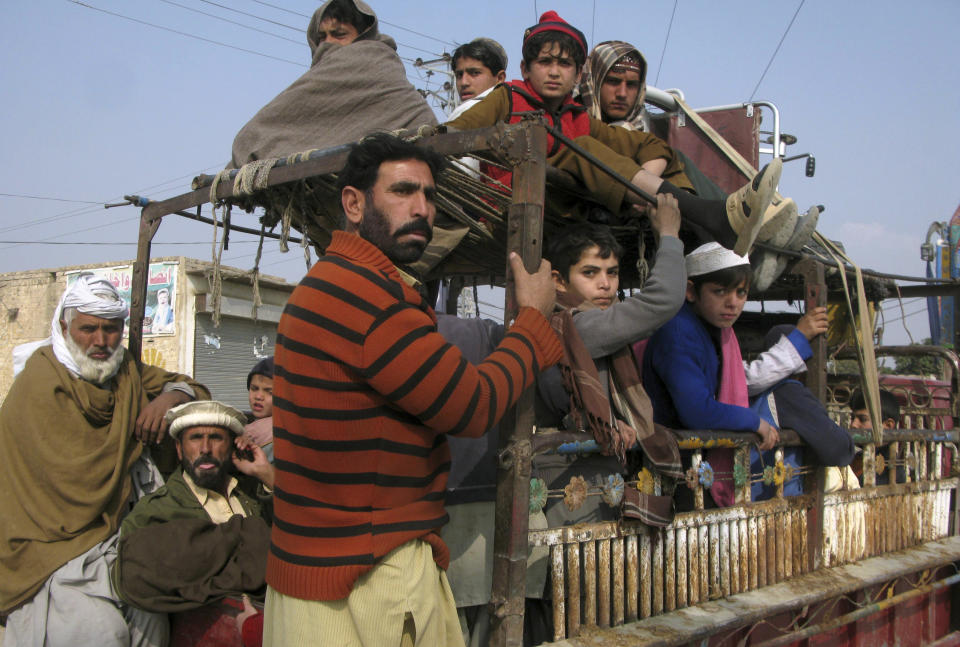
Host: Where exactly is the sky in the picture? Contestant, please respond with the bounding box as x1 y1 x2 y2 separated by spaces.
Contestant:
2 0 959 345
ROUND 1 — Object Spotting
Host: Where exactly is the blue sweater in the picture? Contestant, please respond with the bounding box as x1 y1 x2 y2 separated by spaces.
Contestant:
643 303 813 433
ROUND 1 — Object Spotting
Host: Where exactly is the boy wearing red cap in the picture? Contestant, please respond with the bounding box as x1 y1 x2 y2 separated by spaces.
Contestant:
446 11 789 256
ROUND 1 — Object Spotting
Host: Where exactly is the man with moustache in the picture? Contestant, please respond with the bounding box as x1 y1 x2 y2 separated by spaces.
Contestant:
264 132 562 646
118 400 273 647
0 274 209 646
120 400 274 535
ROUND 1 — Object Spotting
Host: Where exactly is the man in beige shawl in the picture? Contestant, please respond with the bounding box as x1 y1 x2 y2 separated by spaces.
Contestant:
0 275 210 647
229 0 437 168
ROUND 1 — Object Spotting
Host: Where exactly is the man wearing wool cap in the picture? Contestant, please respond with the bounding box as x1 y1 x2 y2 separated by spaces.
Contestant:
0 274 210 646
118 401 274 646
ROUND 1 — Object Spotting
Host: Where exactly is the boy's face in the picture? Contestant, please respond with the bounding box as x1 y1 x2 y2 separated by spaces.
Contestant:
686 280 748 328
850 408 896 430
248 374 274 420
599 68 642 122
520 42 581 107
553 245 619 309
454 56 504 101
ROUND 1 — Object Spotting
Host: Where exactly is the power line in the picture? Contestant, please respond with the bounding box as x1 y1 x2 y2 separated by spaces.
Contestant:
0 193 102 204
654 0 678 86
749 0 805 101
195 0 302 32
66 0 306 67
158 0 303 45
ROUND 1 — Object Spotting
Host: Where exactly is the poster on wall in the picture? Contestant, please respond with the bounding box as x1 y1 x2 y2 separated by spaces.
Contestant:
64 262 178 336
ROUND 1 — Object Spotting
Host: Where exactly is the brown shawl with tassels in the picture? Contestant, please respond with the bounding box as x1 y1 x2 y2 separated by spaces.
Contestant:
550 294 683 526
0 346 209 613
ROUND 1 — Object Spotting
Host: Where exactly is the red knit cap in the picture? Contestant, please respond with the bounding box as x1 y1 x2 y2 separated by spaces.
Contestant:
523 10 588 59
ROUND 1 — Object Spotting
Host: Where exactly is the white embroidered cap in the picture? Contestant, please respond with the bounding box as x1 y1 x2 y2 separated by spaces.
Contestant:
685 242 750 278
165 400 247 440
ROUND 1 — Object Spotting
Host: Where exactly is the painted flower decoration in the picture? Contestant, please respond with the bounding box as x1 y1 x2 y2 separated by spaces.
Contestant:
529 478 548 514
564 476 589 511
685 466 699 490
698 461 714 488
636 468 656 494
732 462 748 488
762 466 776 486
773 461 786 486
875 454 886 475
601 473 625 507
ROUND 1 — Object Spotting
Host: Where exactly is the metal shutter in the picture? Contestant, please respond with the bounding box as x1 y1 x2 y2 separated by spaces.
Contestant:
193 314 276 410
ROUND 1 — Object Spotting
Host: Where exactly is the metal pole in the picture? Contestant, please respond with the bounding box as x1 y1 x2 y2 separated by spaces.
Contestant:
129 211 160 363
793 259 826 573
489 121 548 647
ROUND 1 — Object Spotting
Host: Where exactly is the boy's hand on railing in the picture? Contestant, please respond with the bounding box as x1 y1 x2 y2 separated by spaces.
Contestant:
756 419 779 451
647 193 682 239
797 306 829 340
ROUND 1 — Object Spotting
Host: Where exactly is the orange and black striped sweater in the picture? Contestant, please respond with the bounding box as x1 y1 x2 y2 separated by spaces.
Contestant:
268 231 563 601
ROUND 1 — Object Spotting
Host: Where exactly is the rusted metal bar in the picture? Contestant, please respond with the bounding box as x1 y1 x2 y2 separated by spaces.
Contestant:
550 544 565 642
640 531 652 618
688 526 700 605
748 516 759 589
698 524 709 601
490 121 547 647
752 572 960 647
729 518 740 595
709 523 720 599
676 525 688 609
756 515 767 587
598 538 610 628
766 512 777 583
566 542 581 638
738 517 749 591
583 540 597 627
665 527 676 611
783 509 793 579
652 530 664 614
626 534 639 622
129 211 161 362
611 537 624 626
719 521 731 597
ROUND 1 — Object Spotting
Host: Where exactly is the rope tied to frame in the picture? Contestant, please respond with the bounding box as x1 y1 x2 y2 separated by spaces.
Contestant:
207 170 235 327
250 225 266 321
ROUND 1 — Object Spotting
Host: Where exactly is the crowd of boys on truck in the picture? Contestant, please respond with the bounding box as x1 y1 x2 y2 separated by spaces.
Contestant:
0 2 924 646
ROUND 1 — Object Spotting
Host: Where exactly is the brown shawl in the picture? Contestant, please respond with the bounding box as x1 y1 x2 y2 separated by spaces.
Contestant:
115 516 269 612
550 294 682 527
229 0 437 168
0 347 209 612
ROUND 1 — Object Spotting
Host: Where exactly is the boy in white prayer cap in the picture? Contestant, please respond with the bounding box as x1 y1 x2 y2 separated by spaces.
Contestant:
641 243 828 505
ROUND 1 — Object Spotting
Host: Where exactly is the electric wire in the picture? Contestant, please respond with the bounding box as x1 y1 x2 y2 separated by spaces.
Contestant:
654 0 678 86
158 0 303 44
66 0 306 66
0 193 102 204
195 0 302 32
749 0 805 101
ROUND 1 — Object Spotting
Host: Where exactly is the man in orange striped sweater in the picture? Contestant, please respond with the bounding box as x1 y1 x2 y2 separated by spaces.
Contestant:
264 132 563 646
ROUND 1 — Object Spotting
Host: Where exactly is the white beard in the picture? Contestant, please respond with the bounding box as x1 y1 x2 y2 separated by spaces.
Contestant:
64 334 125 384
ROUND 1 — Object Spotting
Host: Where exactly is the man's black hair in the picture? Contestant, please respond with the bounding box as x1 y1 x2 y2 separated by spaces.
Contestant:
689 265 753 296
337 132 448 197
850 388 901 426
522 31 586 70
320 0 372 33
545 222 622 281
451 39 506 75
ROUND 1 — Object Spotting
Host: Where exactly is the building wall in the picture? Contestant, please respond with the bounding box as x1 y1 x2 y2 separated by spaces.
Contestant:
0 257 295 404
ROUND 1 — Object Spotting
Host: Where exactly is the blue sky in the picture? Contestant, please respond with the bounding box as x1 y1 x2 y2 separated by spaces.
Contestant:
2 0 959 344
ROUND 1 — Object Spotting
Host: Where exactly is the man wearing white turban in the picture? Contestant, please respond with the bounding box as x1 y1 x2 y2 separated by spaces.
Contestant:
0 273 211 647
